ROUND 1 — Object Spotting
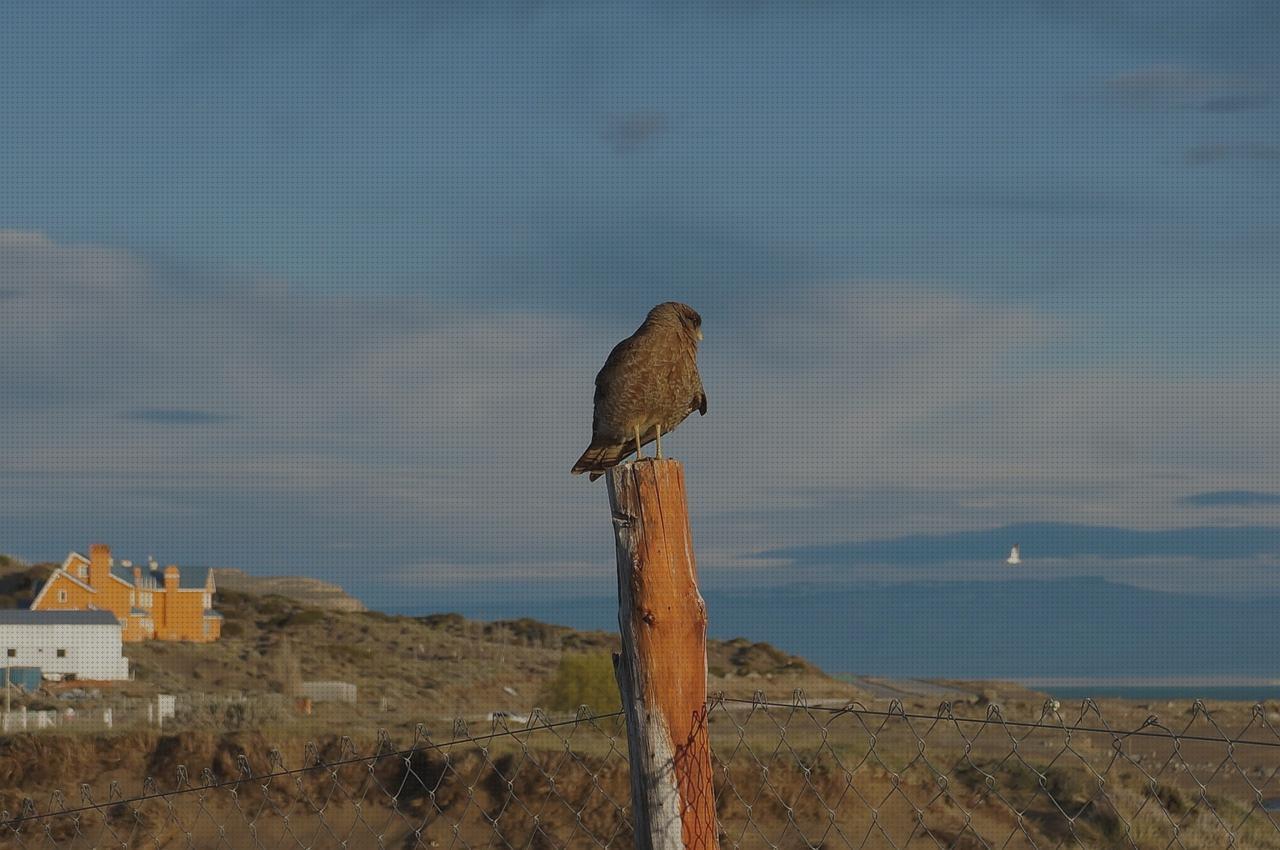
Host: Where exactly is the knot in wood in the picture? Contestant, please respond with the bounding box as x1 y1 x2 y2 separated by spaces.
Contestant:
611 512 637 529
641 609 657 626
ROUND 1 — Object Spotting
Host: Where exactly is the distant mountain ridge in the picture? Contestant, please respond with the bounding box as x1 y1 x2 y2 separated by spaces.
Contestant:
764 522 1280 565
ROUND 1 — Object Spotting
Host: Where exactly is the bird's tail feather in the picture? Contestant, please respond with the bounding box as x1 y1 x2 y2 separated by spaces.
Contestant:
571 441 635 481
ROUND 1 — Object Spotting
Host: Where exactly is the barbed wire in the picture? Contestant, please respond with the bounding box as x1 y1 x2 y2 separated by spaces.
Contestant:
2 693 1278 849
713 693 1280 750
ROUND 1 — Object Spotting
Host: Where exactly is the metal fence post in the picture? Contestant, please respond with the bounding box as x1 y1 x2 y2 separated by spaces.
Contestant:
607 459 719 850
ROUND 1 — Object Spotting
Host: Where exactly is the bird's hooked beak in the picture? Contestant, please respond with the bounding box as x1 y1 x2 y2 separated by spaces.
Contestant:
696 327 704 341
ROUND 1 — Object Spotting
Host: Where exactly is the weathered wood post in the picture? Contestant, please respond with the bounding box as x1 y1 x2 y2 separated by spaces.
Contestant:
606 458 719 850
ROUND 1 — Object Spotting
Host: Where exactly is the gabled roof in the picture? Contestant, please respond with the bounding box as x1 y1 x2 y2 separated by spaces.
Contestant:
52 569 94 593
109 566 137 586
0 610 120 626
62 552 131 588
54 553 95 587
105 565 214 590
29 567 96 609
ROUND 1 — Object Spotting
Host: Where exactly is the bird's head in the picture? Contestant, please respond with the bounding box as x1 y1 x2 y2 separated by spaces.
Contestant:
650 301 703 342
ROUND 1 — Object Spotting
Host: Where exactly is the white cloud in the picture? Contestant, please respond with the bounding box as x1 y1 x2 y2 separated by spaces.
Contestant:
2 232 1278 597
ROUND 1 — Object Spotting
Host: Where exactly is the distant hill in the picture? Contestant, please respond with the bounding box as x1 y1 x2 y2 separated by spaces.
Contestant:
112 588 855 725
0 554 54 608
211 568 366 611
418 612 824 680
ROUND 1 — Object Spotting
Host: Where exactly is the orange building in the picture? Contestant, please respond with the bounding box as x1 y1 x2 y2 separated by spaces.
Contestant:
30 544 222 642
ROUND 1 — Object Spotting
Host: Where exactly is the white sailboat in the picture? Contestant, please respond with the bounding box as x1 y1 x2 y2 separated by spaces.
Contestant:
1005 544 1022 566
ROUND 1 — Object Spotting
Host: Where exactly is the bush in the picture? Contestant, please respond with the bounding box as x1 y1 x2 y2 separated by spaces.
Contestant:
323 643 374 664
541 653 621 715
182 695 287 730
288 609 326 626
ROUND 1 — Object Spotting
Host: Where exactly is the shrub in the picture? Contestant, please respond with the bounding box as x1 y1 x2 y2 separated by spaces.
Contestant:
323 643 373 664
288 609 326 626
541 653 621 715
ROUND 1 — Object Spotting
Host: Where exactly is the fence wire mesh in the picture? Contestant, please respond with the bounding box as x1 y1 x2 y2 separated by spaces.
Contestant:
3 694 1279 849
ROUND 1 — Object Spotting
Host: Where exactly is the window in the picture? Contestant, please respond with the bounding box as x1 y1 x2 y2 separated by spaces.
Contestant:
5 649 14 658
203 593 212 609
56 649 67 658
129 591 136 606
57 589 67 603
77 564 88 579
140 592 153 608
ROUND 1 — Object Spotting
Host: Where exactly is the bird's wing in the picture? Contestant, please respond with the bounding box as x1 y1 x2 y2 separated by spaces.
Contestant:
594 332 649 391
590 332 655 426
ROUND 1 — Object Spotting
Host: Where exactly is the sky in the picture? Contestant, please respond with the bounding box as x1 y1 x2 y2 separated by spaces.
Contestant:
2 2 1279 651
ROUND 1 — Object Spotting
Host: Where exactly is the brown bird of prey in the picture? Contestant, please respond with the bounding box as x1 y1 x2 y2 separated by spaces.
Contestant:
571 302 708 481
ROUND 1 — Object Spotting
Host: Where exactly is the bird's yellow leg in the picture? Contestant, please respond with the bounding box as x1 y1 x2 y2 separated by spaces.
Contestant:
634 426 644 460
653 424 663 459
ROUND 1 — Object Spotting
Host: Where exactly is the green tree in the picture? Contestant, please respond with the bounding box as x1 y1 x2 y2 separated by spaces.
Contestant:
541 653 621 714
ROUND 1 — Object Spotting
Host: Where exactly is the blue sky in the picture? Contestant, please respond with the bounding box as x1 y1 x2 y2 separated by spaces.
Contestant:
2 1 1279 621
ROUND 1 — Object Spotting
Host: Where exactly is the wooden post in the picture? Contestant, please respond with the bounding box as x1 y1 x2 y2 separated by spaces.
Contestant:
607 459 719 850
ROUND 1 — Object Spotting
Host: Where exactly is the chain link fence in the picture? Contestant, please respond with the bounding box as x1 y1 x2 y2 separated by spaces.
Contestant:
3 693 1279 849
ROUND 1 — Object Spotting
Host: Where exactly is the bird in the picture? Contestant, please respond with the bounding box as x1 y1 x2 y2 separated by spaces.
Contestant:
571 302 707 481
1006 544 1022 566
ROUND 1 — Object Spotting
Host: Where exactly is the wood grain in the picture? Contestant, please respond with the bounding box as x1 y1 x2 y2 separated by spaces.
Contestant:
607 458 719 850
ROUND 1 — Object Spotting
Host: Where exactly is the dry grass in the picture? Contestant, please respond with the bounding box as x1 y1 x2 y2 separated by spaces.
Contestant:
3 715 1277 850
100 589 865 731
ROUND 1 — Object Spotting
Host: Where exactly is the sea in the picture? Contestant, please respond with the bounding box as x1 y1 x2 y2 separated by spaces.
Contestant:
407 577 1280 701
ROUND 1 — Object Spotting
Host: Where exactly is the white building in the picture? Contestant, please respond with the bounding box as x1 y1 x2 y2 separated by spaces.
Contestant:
0 610 130 681
299 681 357 703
